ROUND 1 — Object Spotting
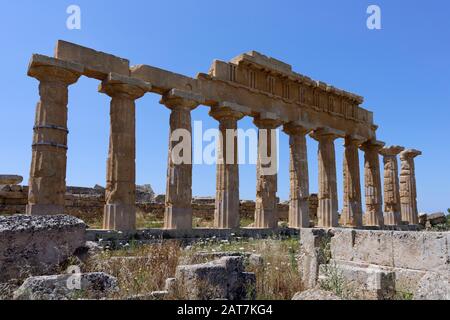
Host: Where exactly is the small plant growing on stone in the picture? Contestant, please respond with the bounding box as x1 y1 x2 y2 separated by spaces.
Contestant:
319 262 353 299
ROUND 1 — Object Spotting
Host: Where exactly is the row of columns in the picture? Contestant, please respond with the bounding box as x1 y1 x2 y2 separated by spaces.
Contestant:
26 57 422 231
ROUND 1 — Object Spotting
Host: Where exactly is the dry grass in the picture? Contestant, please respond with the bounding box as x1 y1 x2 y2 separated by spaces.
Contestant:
83 237 302 300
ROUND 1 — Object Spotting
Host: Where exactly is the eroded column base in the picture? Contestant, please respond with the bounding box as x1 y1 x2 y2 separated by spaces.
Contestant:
289 200 310 228
341 202 363 228
164 206 192 230
103 204 136 231
254 208 278 229
26 204 64 216
384 211 401 226
317 199 338 228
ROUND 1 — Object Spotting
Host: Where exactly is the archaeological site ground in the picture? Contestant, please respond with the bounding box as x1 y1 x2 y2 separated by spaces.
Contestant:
0 2 449 314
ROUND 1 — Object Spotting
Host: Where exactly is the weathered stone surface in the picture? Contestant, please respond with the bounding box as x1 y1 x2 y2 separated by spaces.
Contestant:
283 123 311 228
341 137 363 227
399 149 422 225
292 288 341 300
380 146 404 225
319 260 396 300
210 106 244 229
175 256 256 300
361 140 385 227
101 73 148 232
189 251 263 268
426 212 447 226
55 40 130 80
310 129 343 227
330 229 449 273
0 215 86 282
298 228 332 289
413 272 450 300
13 272 118 300
161 89 200 231
254 118 282 229
27 55 82 216
0 175 23 185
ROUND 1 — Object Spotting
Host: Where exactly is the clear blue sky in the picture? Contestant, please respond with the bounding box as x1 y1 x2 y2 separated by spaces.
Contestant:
0 1 449 213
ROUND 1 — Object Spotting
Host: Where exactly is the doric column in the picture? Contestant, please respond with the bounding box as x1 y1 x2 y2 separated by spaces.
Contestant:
253 117 282 229
341 136 364 228
310 129 342 228
209 106 245 229
399 149 422 225
161 89 203 230
26 54 83 215
283 123 312 228
380 146 404 225
360 140 385 227
100 73 151 231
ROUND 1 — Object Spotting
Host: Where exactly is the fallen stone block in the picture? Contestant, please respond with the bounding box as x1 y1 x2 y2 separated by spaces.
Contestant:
0 175 23 185
426 212 447 226
175 256 256 300
13 272 118 300
0 215 86 282
190 251 264 268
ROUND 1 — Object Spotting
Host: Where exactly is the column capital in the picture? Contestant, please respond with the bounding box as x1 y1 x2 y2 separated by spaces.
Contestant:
380 145 405 157
99 72 151 100
360 139 385 152
344 135 365 147
28 54 83 85
209 106 245 122
160 88 204 110
283 122 314 136
400 149 422 160
310 128 344 142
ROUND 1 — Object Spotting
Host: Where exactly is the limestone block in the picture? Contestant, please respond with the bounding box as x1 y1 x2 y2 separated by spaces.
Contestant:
0 215 86 282
13 272 118 300
426 212 447 226
175 256 255 300
331 229 394 267
298 228 332 289
413 271 450 300
319 260 395 300
0 175 23 185
55 40 129 80
392 231 448 272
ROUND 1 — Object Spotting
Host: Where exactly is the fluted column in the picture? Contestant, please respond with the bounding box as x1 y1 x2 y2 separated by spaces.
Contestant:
101 73 151 231
209 107 245 229
361 140 385 227
341 136 364 228
283 123 311 228
310 129 342 228
26 55 82 215
254 118 282 229
399 149 422 225
161 89 203 230
380 146 404 225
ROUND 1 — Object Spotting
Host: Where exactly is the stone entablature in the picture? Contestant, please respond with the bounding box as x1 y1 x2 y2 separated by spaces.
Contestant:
210 51 372 126
24 40 421 232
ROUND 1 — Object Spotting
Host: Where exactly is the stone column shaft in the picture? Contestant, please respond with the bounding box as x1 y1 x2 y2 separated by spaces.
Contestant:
311 129 341 228
26 55 82 216
283 123 310 228
254 118 281 229
210 107 244 229
380 146 404 225
101 73 150 231
361 140 385 227
161 89 203 230
399 149 422 225
342 137 363 228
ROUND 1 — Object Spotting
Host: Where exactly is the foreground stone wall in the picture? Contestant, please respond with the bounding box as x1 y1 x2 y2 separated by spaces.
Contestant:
299 228 450 300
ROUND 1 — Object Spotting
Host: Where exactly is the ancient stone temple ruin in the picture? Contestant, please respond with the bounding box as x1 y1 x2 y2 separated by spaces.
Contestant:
25 40 421 232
